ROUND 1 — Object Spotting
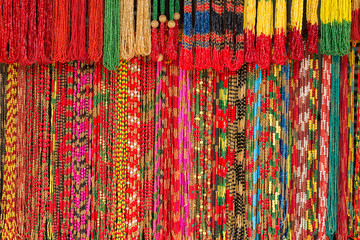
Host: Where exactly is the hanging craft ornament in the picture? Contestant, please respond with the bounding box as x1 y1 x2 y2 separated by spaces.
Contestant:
320 0 351 55
256 0 273 69
351 0 360 41
150 0 162 62
355 52 360 239
126 59 141 239
194 0 211 69
120 0 135 60
179 0 194 69
272 0 287 65
103 0 120 70
68 0 87 61
318 55 331 240
244 0 256 62
53 0 70 63
223 0 244 70
166 0 181 61
306 54 319 238
210 0 225 70
88 0 104 62
158 0 166 58
348 50 356 237
115 61 128 238
135 0 151 56
289 0 304 60
280 63 291 239
1 64 18 239
326 55 340 240
306 0 319 53
337 55 349 240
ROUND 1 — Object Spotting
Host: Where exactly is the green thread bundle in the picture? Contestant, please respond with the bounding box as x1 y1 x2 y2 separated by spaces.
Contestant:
326 55 340 239
103 0 120 70
320 0 351 56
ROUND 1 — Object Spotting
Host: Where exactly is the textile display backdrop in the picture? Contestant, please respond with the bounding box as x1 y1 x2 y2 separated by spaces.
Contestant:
0 0 359 240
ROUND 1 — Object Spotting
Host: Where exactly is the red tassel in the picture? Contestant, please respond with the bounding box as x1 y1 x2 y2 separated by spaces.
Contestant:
245 31 256 63
256 34 271 70
68 0 87 61
36 0 48 64
307 23 318 54
53 0 70 63
179 38 193 70
43 0 53 63
211 46 224 71
18 0 29 65
7 0 20 63
0 0 7 63
352 9 360 41
224 36 244 71
159 22 166 56
88 0 104 62
272 29 287 65
174 20 179 58
151 27 160 62
27 0 38 64
289 28 304 61
194 44 202 70
166 24 177 61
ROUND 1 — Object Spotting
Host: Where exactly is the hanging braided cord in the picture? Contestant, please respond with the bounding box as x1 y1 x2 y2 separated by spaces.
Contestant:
1 64 17 239
244 64 252 240
348 49 356 237
103 0 120 70
318 55 331 240
15 65 26 239
194 0 211 69
256 0 273 69
259 67 270 240
141 57 155 240
289 60 300 239
120 0 135 60
234 64 246 239
280 63 290 239
307 54 320 237
306 0 319 53
269 64 282 239
68 0 87 61
214 70 228 239
135 0 151 56
210 0 225 71
114 61 128 239
326 55 340 239
52 0 70 62
70 62 91 239
273 0 287 65
225 69 238 238
244 0 256 63
337 55 349 240
0 64 6 237
355 51 360 239
88 0 104 62
152 61 164 239
127 58 141 239
351 0 360 41
202 69 214 239
168 63 180 238
296 56 312 239
179 0 194 69
289 0 304 60
223 0 244 71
